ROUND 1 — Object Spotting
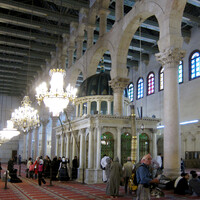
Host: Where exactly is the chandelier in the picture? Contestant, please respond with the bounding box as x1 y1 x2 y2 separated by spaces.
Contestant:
35 68 77 117
11 96 40 133
0 120 20 140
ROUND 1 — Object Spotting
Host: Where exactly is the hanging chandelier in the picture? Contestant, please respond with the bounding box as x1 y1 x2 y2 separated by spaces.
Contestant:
0 120 20 140
11 96 40 133
35 68 77 117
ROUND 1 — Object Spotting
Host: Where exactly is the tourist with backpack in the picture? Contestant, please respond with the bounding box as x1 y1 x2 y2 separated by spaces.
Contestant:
136 154 159 200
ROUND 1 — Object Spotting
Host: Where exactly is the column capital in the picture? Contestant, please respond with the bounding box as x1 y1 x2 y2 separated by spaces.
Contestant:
155 47 186 67
41 119 49 126
99 8 110 16
109 77 129 93
68 46 76 52
76 36 85 42
87 23 96 30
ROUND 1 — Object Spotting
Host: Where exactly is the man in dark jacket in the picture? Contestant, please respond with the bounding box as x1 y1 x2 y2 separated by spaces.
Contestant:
189 173 200 196
174 173 192 195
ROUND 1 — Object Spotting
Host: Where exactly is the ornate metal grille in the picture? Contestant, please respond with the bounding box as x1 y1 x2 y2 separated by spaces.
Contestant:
121 133 132 165
101 132 114 159
139 133 150 159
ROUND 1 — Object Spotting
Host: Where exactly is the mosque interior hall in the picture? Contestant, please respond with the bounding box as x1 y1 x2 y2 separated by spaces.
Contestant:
0 0 200 187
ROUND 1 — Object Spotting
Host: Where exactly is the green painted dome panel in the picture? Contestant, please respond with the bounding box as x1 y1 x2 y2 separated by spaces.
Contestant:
77 72 113 97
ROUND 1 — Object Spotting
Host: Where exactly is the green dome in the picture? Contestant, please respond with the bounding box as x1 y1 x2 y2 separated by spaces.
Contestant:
77 71 113 97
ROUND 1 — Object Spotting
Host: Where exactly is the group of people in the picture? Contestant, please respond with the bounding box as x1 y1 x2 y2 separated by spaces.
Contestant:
101 153 200 200
25 155 79 186
100 153 163 199
174 170 200 196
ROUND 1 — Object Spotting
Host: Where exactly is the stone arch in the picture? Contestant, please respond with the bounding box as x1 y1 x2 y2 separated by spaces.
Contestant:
86 42 114 78
157 0 187 51
111 1 164 78
66 67 84 87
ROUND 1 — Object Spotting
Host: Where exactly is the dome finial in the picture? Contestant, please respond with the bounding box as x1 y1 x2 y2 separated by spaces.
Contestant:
100 57 105 73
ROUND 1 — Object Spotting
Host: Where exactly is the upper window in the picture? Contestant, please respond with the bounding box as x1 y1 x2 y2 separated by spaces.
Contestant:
128 83 134 102
190 50 200 80
137 78 144 99
159 67 164 91
147 72 155 95
178 60 183 84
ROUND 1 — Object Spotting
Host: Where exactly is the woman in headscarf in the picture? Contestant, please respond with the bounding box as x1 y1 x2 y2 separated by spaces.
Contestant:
108 157 122 198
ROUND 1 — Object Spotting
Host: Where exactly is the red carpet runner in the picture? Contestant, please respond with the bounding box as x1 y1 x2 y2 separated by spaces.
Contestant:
0 164 200 200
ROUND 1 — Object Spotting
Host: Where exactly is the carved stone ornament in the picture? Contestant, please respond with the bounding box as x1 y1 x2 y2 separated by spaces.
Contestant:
109 77 129 93
155 47 186 66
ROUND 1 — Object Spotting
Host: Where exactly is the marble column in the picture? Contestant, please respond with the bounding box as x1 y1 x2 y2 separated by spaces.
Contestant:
72 133 77 159
99 9 110 37
117 127 121 162
76 104 78 117
56 135 59 157
68 46 75 67
23 133 28 160
87 102 91 115
107 100 111 115
115 0 124 22
79 129 85 168
96 126 102 169
152 132 157 159
41 119 48 158
80 102 83 117
109 77 129 116
27 130 33 158
60 134 64 157
51 116 58 158
156 47 185 178
88 128 94 168
66 133 70 159
34 127 39 159
97 100 101 114
87 24 95 48
76 36 84 60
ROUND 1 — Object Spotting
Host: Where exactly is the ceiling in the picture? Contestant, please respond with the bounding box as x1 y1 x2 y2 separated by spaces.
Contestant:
0 0 199 97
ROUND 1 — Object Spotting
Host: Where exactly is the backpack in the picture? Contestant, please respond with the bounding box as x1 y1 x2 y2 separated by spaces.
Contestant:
128 164 141 191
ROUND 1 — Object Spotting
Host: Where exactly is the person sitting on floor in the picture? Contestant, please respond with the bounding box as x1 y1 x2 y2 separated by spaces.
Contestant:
189 173 200 196
174 172 185 189
174 173 192 195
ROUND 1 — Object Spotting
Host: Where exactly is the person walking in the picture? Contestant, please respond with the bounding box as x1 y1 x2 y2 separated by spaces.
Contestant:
136 154 159 200
122 157 134 194
105 157 112 196
108 157 122 198
38 159 46 186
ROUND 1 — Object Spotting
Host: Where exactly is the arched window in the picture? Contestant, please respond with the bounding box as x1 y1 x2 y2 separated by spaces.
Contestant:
139 133 150 159
190 50 200 80
178 60 183 84
147 72 155 95
128 83 134 102
137 78 144 99
159 67 164 91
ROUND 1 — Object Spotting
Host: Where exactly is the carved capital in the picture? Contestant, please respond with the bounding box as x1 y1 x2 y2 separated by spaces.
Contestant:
155 48 186 67
109 77 129 93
